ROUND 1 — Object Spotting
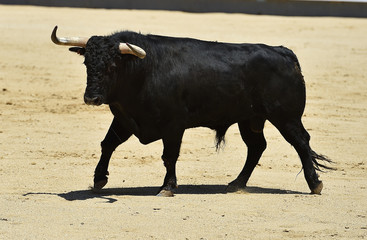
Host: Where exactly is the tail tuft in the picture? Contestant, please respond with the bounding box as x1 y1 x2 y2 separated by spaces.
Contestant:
215 126 229 151
311 150 335 172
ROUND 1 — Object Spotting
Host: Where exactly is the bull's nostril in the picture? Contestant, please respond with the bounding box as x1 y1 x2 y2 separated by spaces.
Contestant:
92 97 101 105
84 96 102 105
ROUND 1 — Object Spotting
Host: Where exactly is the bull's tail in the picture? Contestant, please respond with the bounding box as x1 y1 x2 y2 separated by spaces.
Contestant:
311 150 335 171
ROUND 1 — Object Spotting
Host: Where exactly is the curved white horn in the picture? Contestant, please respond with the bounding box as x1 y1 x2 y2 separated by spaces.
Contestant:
119 42 146 59
51 26 89 47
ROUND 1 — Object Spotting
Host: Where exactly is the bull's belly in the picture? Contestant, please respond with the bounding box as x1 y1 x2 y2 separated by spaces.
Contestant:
184 102 255 128
114 99 256 144
123 111 253 145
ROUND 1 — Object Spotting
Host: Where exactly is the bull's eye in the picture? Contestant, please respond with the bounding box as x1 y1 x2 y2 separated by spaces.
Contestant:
107 62 117 73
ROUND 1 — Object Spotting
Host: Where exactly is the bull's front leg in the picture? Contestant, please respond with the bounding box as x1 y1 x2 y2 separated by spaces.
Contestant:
93 118 131 191
158 130 184 197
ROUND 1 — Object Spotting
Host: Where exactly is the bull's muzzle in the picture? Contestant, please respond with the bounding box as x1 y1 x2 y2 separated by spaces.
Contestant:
84 95 103 106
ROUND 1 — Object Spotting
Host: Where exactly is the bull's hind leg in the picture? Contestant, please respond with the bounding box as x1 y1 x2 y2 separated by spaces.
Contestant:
93 118 131 191
227 118 267 192
272 119 324 194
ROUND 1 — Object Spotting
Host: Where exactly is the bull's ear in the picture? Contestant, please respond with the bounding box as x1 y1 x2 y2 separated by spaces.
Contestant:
69 47 86 55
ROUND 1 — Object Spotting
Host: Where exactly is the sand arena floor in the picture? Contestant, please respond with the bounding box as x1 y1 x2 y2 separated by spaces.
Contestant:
0 5 366 239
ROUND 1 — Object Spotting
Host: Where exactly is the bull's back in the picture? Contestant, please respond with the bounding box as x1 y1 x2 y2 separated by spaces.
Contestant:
148 39 305 125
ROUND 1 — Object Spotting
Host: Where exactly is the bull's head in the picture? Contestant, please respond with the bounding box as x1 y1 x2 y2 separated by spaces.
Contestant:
51 26 146 106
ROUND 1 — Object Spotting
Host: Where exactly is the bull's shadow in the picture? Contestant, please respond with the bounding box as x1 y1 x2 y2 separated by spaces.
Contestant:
38 184 305 202
24 185 305 203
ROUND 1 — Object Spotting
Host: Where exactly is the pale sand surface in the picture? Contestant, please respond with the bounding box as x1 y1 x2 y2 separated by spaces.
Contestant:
0 5 366 239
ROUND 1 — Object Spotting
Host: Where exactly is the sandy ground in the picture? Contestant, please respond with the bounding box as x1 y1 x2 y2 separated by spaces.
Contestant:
0 5 366 239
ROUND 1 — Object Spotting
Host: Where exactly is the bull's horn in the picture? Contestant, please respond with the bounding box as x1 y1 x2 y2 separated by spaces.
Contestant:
119 42 146 59
51 26 89 47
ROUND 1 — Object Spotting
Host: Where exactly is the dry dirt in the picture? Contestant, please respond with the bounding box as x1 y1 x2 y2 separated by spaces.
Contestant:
0 5 366 240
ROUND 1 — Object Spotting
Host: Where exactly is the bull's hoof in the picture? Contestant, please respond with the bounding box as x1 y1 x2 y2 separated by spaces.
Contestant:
157 189 174 197
226 182 247 193
310 181 323 195
92 179 108 192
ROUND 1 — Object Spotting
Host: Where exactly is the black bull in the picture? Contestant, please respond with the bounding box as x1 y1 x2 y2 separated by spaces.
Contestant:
51 26 332 196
